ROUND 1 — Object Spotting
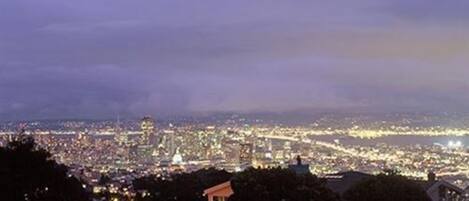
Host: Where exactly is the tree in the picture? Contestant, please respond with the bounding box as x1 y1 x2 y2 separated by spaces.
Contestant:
0 136 91 201
133 168 232 201
229 167 339 201
98 173 111 186
343 173 431 201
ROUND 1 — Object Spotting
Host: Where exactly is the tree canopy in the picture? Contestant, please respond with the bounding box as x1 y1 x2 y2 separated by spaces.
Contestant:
0 136 90 201
229 167 339 201
343 173 431 201
133 167 233 201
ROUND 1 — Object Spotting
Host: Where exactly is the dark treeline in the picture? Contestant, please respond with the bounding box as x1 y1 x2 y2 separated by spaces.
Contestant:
0 137 90 201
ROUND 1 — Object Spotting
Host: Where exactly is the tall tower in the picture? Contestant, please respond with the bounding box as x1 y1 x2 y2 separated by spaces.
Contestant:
115 115 127 145
140 116 155 145
239 143 253 168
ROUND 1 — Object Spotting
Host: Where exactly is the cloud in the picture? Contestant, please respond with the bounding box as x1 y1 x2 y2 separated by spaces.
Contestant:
384 0 469 24
1 0 469 120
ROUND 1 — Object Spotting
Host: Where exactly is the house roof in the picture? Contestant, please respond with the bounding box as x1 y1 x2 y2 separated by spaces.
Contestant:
425 180 464 194
326 171 372 178
325 171 373 195
203 181 231 196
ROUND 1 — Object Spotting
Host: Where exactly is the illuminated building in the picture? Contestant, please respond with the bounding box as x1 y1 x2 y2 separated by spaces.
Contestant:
172 148 183 164
114 116 127 145
283 141 292 161
140 116 155 145
162 129 176 156
239 143 253 168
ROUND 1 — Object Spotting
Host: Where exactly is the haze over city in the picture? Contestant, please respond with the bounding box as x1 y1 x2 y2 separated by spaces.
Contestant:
2 0 469 120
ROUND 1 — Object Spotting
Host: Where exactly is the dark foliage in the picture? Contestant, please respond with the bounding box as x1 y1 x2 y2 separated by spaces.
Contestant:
0 136 91 201
343 173 431 201
133 168 233 201
98 173 111 186
229 167 339 201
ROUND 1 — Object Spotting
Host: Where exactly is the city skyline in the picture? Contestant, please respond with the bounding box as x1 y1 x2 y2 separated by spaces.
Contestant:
2 0 469 120
2 1 469 201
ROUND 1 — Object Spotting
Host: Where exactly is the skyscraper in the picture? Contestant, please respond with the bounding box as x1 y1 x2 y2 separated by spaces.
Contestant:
140 116 155 145
239 143 253 168
115 115 127 145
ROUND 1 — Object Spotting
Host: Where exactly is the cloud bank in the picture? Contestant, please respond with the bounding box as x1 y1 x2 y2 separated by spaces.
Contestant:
1 0 469 120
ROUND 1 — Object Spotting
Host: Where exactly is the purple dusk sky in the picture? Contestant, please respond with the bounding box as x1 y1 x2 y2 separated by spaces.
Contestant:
1 0 469 120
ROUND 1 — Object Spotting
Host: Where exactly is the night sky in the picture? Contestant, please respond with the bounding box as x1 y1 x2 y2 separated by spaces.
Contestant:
1 0 469 120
